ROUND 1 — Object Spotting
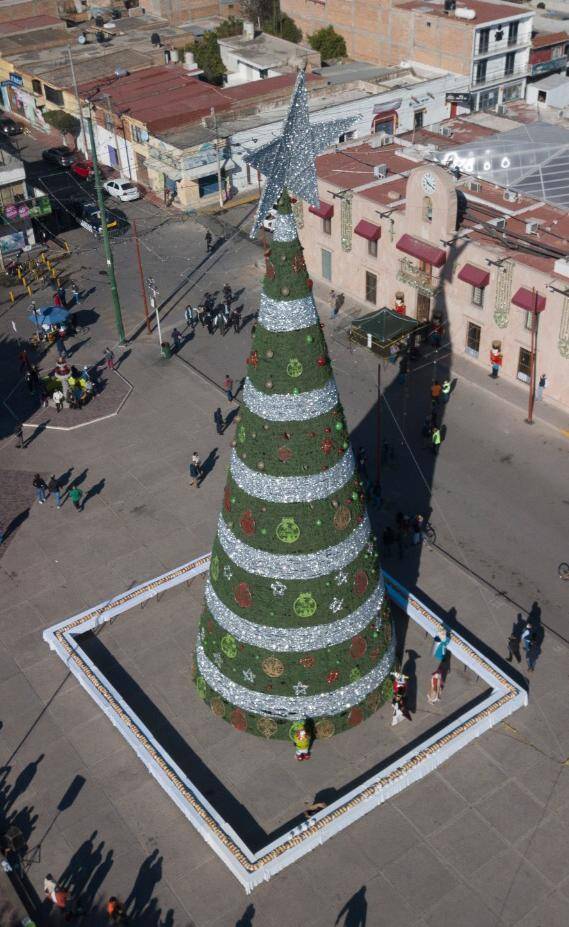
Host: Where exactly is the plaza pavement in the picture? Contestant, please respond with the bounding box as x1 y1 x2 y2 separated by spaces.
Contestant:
0 202 568 925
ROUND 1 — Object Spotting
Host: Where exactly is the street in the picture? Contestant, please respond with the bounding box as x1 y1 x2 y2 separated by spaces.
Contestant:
0 133 568 926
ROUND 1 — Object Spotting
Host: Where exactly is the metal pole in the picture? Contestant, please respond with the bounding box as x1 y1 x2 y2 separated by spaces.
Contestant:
375 361 381 486
103 93 122 173
86 110 125 344
210 107 224 209
133 219 151 334
526 288 538 425
147 277 161 350
67 46 89 157
120 115 133 181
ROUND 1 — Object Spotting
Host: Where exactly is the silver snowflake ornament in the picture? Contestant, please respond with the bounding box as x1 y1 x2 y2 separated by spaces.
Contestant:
335 570 348 586
223 565 233 581
329 597 344 613
271 581 287 597
212 652 223 668
293 681 309 697
242 668 256 683
244 71 357 236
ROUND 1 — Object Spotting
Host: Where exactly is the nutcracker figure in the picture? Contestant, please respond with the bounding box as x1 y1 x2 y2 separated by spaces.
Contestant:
427 669 443 703
290 721 311 761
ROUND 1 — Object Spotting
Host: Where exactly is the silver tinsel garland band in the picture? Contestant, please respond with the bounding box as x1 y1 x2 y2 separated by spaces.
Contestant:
217 515 371 579
230 449 355 502
196 635 395 719
205 578 384 651
272 212 298 242
243 377 338 422
257 292 318 333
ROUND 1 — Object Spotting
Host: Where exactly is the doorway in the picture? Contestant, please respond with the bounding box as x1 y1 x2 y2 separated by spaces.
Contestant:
416 292 431 322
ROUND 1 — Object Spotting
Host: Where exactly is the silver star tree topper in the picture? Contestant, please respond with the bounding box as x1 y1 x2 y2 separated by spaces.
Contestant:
244 70 357 237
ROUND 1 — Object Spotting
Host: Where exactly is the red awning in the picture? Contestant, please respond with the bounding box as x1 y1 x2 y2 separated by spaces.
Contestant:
354 219 381 241
457 263 490 288
309 202 334 220
396 234 446 268
511 287 546 313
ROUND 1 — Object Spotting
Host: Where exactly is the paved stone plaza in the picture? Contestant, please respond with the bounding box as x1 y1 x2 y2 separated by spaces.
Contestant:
0 192 568 925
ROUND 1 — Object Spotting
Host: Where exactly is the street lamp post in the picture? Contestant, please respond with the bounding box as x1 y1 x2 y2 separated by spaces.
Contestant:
146 276 162 348
526 287 539 425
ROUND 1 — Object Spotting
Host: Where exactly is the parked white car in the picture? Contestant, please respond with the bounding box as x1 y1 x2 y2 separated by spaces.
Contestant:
103 178 141 202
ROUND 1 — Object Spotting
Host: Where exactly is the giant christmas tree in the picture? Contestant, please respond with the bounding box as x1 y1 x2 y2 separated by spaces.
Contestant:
194 72 395 741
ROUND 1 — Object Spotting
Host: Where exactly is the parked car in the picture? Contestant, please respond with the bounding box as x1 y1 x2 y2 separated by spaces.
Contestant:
69 199 127 237
103 178 141 202
0 117 22 137
71 159 94 179
42 146 75 168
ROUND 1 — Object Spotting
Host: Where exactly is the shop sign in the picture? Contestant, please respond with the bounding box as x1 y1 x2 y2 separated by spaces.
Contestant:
531 56 567 76
2 195 51 222
9 73 23 87
446 91 472 106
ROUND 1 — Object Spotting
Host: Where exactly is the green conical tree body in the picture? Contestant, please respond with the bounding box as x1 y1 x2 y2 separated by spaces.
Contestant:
194 193 395 740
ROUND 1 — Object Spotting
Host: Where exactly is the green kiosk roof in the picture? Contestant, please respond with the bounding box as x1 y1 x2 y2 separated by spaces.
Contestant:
350 307 420 354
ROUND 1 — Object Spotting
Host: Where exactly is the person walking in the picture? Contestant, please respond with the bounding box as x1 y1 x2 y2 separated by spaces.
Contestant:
55 335 68 358
356 446 368 481
430 380 442 405
15 422 24 449
490 344 503 379
231 305 242 334
521 622 535 670
223 374 234 402
441 378 451 403
189 452 202 488
68 485 84 511
412 514 424 545
106 896 128 923
70 283 81 306
431 426 442 455
33 473 48 504
53 290 62 308
506 631 521 664
537 373 548 401
329 289 337 319
52 387 64 413
24 369 35 394
104 347 115 370
205 230 213 253
184 305 195 329
223 283 232 305
48 474 62 509
171 327 181 352
214 407 224 435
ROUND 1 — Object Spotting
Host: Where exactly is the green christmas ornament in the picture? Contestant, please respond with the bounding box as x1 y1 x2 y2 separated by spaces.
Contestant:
196 676 207 699
350 668 362 683
287 358 303 378
293 592 317 618
221 634 238 659
210 555 219 582
315 518 322 527
306 334 314 344
276 517 300 543
335 421 343 432
237 425 246 444
351 492 359 501
292 387 300 395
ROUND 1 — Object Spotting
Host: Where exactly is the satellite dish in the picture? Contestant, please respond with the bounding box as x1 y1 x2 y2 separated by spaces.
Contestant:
94 14 104 26
114 67 129 78
78 31 87 44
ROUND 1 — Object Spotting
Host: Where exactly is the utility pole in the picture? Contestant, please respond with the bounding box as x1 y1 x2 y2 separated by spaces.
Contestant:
210 107 224 209
67 46 88 157
526 287 539 425
133 220 151 334
86 110 125 344
102 92 122 173
146 276 162 348
375 362 381 487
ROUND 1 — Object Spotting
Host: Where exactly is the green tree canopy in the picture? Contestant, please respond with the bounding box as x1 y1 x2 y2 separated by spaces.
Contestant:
263 13 302 43
43 110 81 139
308 25 347 59
216 16 244 38
192 32 227 86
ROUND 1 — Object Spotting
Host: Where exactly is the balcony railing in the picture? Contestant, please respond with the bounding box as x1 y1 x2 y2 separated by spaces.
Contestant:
396 258 438 296
474 38 531 59
473 65 529 87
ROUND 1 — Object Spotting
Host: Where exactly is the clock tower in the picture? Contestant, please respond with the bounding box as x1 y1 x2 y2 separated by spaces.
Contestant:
405 164 458 242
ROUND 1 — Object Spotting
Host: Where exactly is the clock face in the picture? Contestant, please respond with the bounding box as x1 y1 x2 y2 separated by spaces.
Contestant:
422 172 437 194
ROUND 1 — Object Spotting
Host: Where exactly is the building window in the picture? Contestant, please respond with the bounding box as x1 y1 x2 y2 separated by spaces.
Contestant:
365 271 377 304
323 216 332 235
476 59 487 85
339 130 356 142
552 44 563 59
132 124 148 143
472 285 484 307
31 79 42 95
517 347 532 382
538 90 547 103
503 83 522 102
508 21 518 46
413 109 424 130
524 310 535 331
44 85 64 106
373 116 395 135
479 88 499 109
423 196 433 222
368 238 378 258
505 51 515 76
478 28 490 54
321 248 332 281
466 321 481 356
104 112 114 132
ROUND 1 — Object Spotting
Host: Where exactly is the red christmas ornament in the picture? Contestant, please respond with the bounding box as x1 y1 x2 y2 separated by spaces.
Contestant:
317 356 326 367
230 708 247 732
327 670 340 685
224 485 232 512
354 570 369 596
292 253 306 273
370 647 380 662
246 350 259 367
299 655 315 669
348 707 364 727
290 196 297 203
324 427 332 434
265 260 276 279
234 582 253 608
350 635 367 659
278 446 293 462
240 510 256 535
307 279 313 289
321 438 333 455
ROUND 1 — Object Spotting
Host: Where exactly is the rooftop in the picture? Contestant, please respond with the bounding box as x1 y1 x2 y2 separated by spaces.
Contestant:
80 65 306 134
217 30 318 70
0 15 62 35
529 72 569 89
396 0 530 27
531 29 569 47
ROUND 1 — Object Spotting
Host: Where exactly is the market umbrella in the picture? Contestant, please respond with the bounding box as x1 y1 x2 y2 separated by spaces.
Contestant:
28 306 69 325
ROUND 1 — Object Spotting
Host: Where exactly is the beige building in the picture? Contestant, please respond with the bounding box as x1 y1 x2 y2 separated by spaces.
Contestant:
297 139 569 409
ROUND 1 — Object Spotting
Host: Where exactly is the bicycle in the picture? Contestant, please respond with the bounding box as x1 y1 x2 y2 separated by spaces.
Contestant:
558 562 569 580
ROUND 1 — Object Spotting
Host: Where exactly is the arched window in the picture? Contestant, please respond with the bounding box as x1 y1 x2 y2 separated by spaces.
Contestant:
423 196 433 222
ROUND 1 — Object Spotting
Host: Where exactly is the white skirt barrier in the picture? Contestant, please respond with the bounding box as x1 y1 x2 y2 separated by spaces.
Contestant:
43 557 528 893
